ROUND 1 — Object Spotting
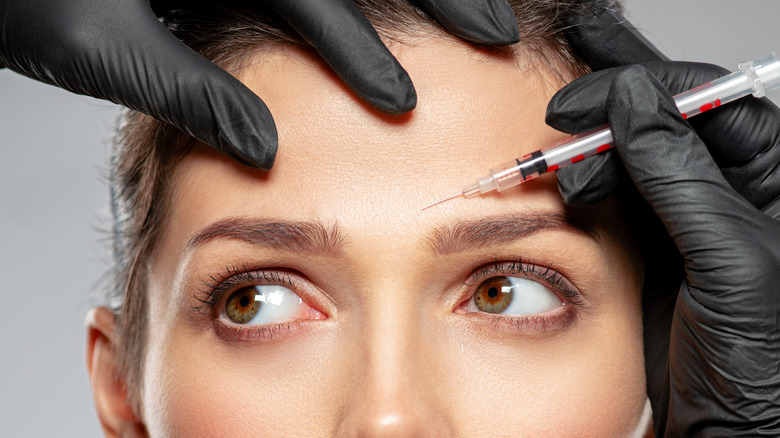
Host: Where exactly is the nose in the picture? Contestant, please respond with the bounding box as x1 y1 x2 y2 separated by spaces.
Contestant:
339 405 448 438
335 305 452 437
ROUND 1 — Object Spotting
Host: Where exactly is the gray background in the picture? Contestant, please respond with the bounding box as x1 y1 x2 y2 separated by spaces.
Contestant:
1 1 778 436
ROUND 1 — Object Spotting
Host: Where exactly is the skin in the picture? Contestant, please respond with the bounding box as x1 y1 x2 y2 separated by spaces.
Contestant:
87 36 650 436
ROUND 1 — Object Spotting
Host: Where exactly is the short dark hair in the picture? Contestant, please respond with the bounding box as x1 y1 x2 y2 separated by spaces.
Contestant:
109 0 618 416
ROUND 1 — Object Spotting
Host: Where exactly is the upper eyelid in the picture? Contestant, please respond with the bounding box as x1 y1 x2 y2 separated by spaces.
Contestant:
463 261 584 305
194 268 298 314
463 260 539 286
221 270 294 289
205 265 294 287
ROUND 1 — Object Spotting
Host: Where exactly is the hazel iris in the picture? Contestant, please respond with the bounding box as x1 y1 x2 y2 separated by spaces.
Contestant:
474 276 514 313
226 287 261 323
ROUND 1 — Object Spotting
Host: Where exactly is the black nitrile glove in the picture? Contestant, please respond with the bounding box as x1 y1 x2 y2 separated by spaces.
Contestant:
0 0 519 169
562 7 780 434
561 8 780 212
553 22 780 437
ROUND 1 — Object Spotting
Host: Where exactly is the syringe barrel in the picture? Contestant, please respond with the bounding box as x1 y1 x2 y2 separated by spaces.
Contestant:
481 127 615 193
540 128 613 169
675 52 780 118
674 73 747 118
487 158 526 192
461 157 529 197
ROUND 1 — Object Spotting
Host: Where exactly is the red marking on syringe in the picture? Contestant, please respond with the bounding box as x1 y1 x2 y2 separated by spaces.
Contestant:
571 155 585 163
697 99 722 114
546 164 559 172
597 144 611 153
682 113 688 119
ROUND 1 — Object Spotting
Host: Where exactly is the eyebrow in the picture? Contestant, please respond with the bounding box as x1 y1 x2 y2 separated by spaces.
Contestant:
427 212 598 256
185 217 345 255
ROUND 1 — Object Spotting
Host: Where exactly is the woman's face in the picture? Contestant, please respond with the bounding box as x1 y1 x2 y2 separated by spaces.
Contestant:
140 39 647 436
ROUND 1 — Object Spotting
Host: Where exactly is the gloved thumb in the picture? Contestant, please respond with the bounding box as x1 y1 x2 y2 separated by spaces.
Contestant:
605 66 772 276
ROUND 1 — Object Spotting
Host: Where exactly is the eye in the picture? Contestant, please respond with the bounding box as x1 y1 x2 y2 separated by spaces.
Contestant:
466 276 563 316
223 284 311 325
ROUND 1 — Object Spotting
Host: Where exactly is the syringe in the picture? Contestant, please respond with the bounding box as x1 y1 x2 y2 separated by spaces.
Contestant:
422 52 780 210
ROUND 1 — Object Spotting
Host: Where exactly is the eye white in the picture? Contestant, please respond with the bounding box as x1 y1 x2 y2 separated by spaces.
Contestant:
244 285 304 325
466 277 562 315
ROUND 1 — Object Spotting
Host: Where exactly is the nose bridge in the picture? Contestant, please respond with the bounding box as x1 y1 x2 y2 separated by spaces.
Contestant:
336 279 452 437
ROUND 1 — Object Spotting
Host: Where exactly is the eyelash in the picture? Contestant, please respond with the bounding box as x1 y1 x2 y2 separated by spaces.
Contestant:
196 265 295 310
194 265 312 342
459 259 585 332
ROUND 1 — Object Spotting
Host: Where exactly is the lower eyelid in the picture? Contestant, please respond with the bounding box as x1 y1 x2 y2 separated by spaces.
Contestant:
213 319 309 343
211 293 328 342
455 303 577 334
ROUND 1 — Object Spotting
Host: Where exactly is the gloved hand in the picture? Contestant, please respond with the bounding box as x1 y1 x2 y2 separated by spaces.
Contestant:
560 8 780 212
0 0 519 169
556 8 780 436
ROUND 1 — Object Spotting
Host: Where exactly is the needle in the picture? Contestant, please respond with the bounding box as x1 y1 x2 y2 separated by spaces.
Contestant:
421 192 463 211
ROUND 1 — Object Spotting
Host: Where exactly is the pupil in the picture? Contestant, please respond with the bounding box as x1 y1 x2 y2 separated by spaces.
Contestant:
488 287 498 298
239 295 250 307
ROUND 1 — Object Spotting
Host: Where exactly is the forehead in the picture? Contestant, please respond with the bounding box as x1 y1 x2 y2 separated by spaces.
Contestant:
171 40 572 233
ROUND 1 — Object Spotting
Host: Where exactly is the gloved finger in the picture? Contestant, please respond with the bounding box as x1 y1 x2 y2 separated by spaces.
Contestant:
563 6 667 70
0 0 276 169
546 67 614 132
411 0 519 45
545 67 623 205
548 62 780 210
267 0 416 115
555 150 623 205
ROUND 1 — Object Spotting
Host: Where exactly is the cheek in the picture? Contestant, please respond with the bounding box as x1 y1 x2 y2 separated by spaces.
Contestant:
432 308 646 436
141 324 353 437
